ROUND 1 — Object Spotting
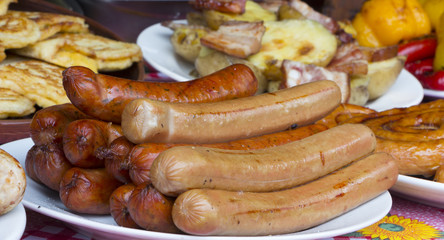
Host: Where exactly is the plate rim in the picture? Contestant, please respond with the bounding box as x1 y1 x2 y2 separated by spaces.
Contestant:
0 203 26 240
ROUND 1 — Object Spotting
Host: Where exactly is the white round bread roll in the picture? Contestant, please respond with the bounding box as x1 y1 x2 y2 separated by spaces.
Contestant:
0 148 26 215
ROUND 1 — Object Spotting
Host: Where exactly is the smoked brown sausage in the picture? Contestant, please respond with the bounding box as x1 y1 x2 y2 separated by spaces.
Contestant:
62 64 258 123
30 103 91 146
63 119 122 168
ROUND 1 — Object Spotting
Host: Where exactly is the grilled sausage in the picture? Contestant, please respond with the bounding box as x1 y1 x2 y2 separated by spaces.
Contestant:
122 80 341 144
63 119 122 168
59 167 122 214
128 124 327 185
151 123 376 196
172 152 398 236
62 64 258 123
109 183 140 228
30 103 90 146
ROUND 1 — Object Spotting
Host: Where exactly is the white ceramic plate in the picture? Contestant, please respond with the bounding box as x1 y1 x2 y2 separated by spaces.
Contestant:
423 88 444 98
2 138 392 240
390 175 444 209
0 203 26 240
137 21 423 112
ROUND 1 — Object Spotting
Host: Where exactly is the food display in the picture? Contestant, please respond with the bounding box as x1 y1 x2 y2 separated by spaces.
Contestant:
160 0 407 107
0 0 443 239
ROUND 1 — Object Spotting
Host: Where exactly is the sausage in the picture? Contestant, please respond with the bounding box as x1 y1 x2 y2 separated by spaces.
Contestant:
98 136 135 183
30 103 91 146
26 144 72 191
62 64 258 123
128 124 328 185
172 152 398 236
109 183 140 228
434 165 444 183
127 183 181 233
336 99 444 177
151 123 376 196
122 80 341 144
63 119 122 168
59 167 122 214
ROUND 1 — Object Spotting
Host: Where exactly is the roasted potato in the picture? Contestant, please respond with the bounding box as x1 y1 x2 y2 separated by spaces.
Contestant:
247 19 338 81
349 75 370 106
170 27 208 63
367 55 405 100
195 47 268 94
203 0 277 30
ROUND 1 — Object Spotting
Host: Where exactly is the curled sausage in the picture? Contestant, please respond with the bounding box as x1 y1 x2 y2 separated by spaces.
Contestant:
98 136 135 183
151 123 376 196
338 99 444 177
62 64 258 123
25 144 72 191
30 103 90 146
63 119 122 168
172 152 398 236
127 183 181 233
59 167 122 214
109 183 140 228
122 80 341 144
128 124 328 185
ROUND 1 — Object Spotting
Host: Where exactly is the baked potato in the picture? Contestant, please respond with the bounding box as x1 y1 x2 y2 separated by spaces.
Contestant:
195 47 268 94
247 19 338 81
170 27 209 63
367 55 405 100
203 0 277 30
349 75 370 106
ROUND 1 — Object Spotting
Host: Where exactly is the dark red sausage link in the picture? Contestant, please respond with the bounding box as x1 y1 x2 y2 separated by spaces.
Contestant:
63 64 258 123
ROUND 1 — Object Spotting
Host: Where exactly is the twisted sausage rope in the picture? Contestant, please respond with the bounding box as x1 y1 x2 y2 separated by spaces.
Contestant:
332 100 444 177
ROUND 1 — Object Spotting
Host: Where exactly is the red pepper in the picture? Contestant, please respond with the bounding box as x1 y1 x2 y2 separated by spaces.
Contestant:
405 58 434 78
398 38 437 63
421 70 444 90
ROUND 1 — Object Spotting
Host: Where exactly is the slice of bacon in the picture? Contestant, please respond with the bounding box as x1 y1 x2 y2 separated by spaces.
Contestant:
327 41 368 75
281 60 350 103
189 0 247 14
288 0 339 34
200 21 265 58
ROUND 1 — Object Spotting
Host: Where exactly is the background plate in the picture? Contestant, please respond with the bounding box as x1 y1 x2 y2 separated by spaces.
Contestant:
0 203 26 240
390 175 444 209
2 138 392 240
137 21 423 112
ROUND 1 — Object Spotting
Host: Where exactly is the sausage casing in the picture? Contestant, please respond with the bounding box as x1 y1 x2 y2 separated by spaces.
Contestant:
62 64 258 123
122 80 341 144
128 124 327 185
172 152 398 236
151 123 376 196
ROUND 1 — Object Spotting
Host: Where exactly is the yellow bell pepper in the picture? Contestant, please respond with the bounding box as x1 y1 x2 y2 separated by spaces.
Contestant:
352 0 432 47
434 13 444 71
421 0 444 30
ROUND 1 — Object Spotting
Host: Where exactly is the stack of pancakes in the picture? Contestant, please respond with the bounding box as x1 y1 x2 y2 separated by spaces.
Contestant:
0 0 142 119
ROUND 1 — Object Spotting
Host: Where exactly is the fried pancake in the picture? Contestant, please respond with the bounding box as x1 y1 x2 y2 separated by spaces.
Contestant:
0 0 16 15
0 60 69 108
0 87 35 119
13 32 142 72
7 10 89 40
0 46 5 62
0 13 40 48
